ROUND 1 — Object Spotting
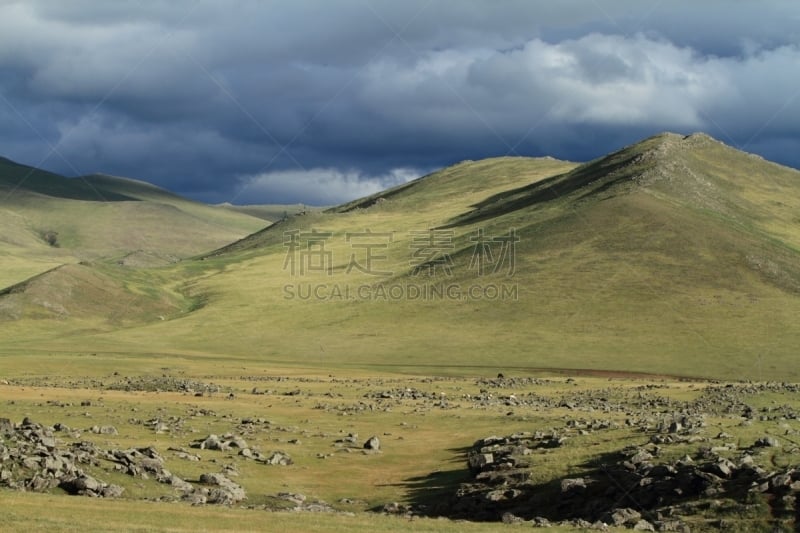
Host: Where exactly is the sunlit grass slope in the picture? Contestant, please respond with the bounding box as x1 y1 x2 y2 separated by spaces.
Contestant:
2 133 799 380
0 158 269 288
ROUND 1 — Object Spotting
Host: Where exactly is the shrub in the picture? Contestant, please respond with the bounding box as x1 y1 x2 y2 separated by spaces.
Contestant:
41 230 59 247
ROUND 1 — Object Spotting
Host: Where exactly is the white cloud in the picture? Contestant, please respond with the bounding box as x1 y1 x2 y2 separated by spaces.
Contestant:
354 31 800 152
233 167 421 206
360 33 734 130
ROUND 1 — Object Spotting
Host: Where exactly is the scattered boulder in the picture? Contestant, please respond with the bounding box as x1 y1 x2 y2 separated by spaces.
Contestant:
106 376 224 395
560 478 587 493
444 421 800 527
468 452 494 473
193 434 225 451
260 451 293 466
754 436 780 448
0 418 121 498
197 472 246 504
259 492 335 513
90 425 118 435
607 508 641 527
633 519 656 531
191 433 247 452
0 417 246 505
382 502 411 515
101 484 126 498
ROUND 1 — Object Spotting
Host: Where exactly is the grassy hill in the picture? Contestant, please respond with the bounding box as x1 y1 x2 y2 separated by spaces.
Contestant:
216 202 315 221
2 133 799 381
0 262 191 324
81 174 271 234
0 157 134 201
0 159 270 289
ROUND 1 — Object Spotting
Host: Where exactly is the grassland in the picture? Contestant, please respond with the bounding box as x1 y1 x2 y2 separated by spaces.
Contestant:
0 493 518 533
1 133 800 530
1 370 798 531
4 133 798 380
0 158 269 288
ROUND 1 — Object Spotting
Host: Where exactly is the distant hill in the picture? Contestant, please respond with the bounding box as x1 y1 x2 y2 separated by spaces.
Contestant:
215 202 316 221
0 157 269 288
206 156 577 257
2 133 799 380
0 157 135 201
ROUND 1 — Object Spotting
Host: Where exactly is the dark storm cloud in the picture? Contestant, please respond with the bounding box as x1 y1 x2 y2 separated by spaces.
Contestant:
0 0 799 204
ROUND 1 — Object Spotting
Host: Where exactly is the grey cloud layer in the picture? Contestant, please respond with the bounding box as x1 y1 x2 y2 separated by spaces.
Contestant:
1 1 798 204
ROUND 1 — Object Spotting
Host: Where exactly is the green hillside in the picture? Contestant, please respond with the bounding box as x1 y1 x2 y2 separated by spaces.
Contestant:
2 133 799 381
0 157 133 201
0 159 269 289
216 202 314 221
0 262 190 324
81 174 271 234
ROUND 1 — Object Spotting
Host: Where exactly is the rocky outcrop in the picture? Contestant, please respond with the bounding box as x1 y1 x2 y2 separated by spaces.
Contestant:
0 417 123 498
439 428 800 529
0 418 249 505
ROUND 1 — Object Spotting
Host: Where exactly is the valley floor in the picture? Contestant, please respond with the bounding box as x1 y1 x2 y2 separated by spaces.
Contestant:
1 364 798 532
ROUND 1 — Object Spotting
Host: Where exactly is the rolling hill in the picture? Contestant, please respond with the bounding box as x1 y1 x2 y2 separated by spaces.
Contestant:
216 202 315 221
1 132 799 380
0 158 270 289
0 157 134 201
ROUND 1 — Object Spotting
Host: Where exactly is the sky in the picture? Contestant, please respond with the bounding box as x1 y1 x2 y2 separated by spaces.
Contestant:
1 1 799 205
